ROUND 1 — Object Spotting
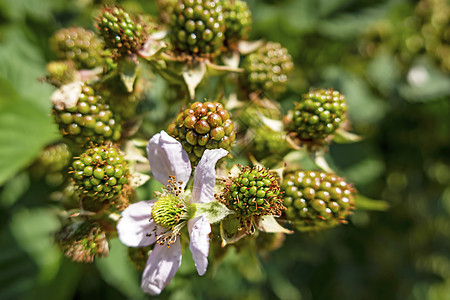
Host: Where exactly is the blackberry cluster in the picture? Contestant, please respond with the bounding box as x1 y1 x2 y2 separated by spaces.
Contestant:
168 101 235 165
50 27 104 70
222 0 252 48
223 166 284 218
290 89 347 142
37 143 71 173
281 170 355 231
169 0 225 58
56 221 109 263
70 145 129 202
53 83 122 151
241 42 293 96
97 6 145 57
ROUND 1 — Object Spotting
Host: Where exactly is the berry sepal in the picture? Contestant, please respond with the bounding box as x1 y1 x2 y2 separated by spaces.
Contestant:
332 128 363 144
190 200 233 224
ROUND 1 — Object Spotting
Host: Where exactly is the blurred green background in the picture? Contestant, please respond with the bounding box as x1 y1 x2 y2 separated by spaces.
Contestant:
0 0 449 299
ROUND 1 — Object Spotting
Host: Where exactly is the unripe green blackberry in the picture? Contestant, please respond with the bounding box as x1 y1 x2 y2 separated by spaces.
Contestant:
241 42 293 96
222 0 252 48
289 89 347 142
37 143 71 173
253 127 289 159
70 144 129 202
281 170 355 231
50 27 104 69
221 166 284 218
97 6 145 57
169 0 225 58
167 101 235 165
53 83 122 151
56 221 109 263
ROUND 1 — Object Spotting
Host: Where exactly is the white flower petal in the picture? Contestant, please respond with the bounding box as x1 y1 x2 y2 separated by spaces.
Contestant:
188 216 211 276
191 148 228 204
141 239 182 295
147 131 191 188
117 200 157 247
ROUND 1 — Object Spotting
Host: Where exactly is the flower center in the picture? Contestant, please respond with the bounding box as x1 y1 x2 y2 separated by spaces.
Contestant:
151 194 187 230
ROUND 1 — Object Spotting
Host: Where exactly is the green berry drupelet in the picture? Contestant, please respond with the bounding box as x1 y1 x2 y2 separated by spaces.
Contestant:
97 6 145 57
221 166 284 218
222 0 252 48
70 145 129 203
241 42 293 96
168 101 235 165
290 89 347 142
50 27 104 70
53 83 122 152
281 170 355 231
169 0 225 58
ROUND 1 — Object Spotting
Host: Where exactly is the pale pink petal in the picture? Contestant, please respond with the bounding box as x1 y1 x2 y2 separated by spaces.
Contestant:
188 216 211 276
117 200 157 247
190 148 228 204
147 131 191 188
141 239 182 295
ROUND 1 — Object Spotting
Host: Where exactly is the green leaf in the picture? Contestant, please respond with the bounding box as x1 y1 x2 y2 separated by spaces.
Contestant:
9 208 62 282
96 238 146 299
0 171 30 207
367 52 401 93
0 77 59 186
354 194 390 211
0 227 39 300
0 26 55 111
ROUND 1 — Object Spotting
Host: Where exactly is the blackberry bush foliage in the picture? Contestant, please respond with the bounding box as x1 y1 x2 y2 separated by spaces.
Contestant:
35 1 385 296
